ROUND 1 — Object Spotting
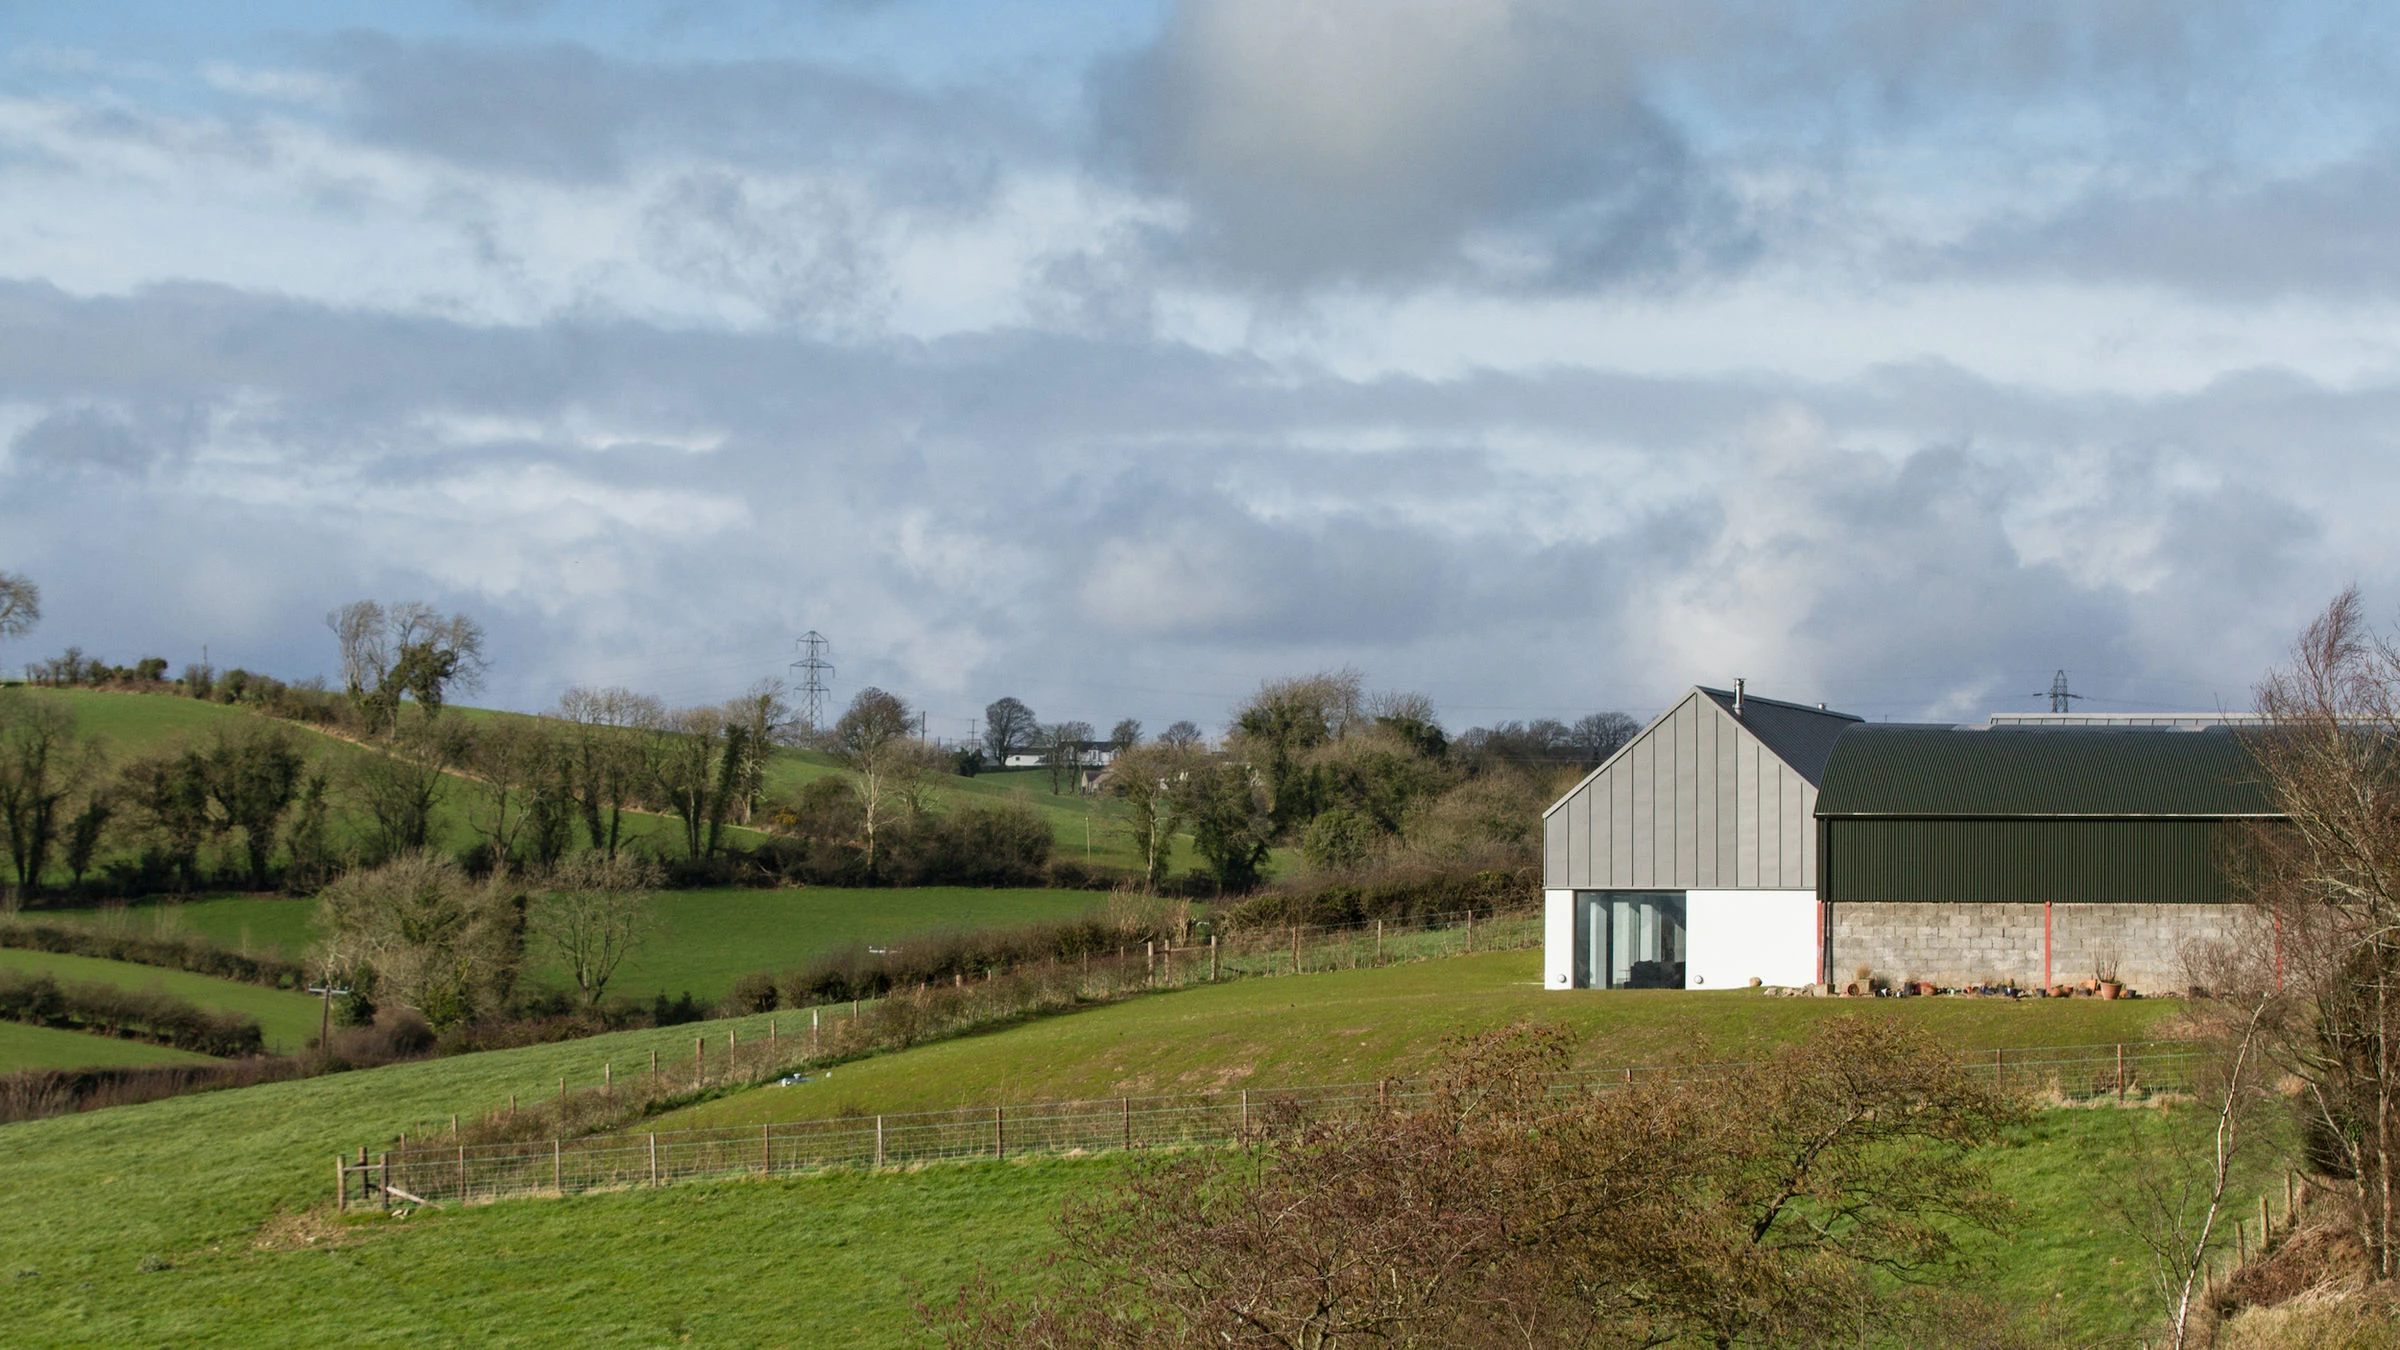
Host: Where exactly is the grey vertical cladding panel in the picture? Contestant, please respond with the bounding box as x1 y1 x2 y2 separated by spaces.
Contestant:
1718 707 1739 884
1797 781 1817 887
1561 779 1583 888
1675 700 1698 886
1747 735 1766 883
1695 706 1720 888
1612 756 1634 888
1777 763 1804 887
1555 802 1574 888
1630 734 1654 886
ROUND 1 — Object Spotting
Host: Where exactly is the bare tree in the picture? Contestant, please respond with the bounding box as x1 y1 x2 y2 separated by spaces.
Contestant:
1157 719 1204 750
2243 586 2400 1276
719 678 794 823
326 599 487 736
1044 720 1095 795
836 687 936 880
529 853 660 1007
982 697 1038 760
0 572 38 648
1109 718 1142 752
1103 741 1192 889
2108 979 2279 1350
466 716 561 871
0 693 99 900
554 685 663 860
653 705 753 860
315 852 521 1029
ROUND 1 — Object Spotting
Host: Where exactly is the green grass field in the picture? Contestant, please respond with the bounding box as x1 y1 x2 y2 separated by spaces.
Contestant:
39 885 1115 1007
0 1019 213 1070
0 946 2224 1347
0 949 328 1057
654 948 2183 1128
604 886 1117 1004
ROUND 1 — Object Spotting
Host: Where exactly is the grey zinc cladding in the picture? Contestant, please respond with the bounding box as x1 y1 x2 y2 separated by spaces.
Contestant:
1542 688 1862 891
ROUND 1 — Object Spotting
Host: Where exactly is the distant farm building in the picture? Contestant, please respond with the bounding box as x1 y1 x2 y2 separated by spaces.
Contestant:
1542 686 2272 993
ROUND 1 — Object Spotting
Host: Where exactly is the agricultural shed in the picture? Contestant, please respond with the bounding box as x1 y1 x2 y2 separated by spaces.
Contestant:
1541 685 1860 991
1815 724 2276 992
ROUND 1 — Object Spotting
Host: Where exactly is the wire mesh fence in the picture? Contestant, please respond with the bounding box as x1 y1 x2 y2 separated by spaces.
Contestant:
375 903 1547 1153
337 1039 2208 1211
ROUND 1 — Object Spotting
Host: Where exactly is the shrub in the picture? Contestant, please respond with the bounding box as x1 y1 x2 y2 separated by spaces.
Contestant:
722 971 779 1016
0 969 265 1056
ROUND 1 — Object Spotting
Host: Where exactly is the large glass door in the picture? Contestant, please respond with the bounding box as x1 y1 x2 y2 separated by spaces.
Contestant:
1573 891 1687 989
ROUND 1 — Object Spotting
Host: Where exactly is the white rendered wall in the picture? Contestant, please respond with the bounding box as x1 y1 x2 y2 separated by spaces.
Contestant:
1544 890 1574 990
1685 890 1817 989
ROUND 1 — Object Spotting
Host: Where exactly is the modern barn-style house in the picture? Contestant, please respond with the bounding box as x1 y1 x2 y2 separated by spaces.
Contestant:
1542 686 2273 993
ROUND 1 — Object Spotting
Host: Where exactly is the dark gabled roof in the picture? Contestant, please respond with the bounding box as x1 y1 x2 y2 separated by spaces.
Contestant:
1695 687 1862 787
1814 725 2278 819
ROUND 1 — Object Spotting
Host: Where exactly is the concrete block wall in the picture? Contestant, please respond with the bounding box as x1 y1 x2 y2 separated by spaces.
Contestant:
1831 902 2263 993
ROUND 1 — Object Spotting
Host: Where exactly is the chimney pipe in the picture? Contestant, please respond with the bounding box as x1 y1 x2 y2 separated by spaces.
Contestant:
1734 678 1745 715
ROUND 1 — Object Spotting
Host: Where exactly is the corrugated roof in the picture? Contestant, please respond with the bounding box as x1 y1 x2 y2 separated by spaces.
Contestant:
1814 725 2278 818
1696 687 1862 787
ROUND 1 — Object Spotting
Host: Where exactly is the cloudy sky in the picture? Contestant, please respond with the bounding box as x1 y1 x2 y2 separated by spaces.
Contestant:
3 0 2395 736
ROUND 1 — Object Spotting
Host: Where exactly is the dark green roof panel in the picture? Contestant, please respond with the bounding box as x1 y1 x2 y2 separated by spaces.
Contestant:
1814 726 2275 819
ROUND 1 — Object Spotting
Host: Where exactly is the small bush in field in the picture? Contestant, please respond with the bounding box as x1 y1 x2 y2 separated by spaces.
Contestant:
722 971 779 1015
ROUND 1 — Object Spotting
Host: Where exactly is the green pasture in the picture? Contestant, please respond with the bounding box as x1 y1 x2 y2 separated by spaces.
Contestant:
604 886 1114 1005
33 894 322 962
0 949 327 1057
655 948 2182 1129
0 1019 213 1071
0 947 2229 1347
41 885 1115 1007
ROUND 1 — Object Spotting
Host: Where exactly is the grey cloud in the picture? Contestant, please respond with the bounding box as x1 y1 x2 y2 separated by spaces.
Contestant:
1937 144 2400 299
323 33 1056 195
9 407 162 476
1092 1 1748 292
0 280 2369 726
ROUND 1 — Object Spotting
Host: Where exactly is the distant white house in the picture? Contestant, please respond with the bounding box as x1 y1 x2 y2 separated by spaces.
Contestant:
999 740 1121 788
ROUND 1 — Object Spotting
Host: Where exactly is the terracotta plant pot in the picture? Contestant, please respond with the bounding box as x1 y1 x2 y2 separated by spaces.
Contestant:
2099 981 2123 1001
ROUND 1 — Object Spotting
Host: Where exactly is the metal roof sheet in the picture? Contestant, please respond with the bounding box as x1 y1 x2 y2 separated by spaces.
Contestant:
1814 725 2278 818
1693 687 1862 786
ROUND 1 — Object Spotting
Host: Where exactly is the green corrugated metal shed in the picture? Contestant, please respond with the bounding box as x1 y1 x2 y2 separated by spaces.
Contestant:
1814 726 2275 818
1815 726 2276 906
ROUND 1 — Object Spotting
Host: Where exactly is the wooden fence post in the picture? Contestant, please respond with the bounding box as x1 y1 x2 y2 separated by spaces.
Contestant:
1146 941 1155 987
379 1151 388 1208
1376 919 1384 965
996 1105 1005 1160
695 1036 704 1087
553 1138 562 1194
763 1122 772 1177
1291 926 1300 975
604 1062 611 1093
1241 1089 1249 1134
875 1115 885 1169
1210 935 1219 981
334 1155 346 1212
457 1144 466 1202
2116 1044 2126 1103
651 1048 658 1083
1467 909 1475 952
649 1133 658 1187
1122 1097 1131 1150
